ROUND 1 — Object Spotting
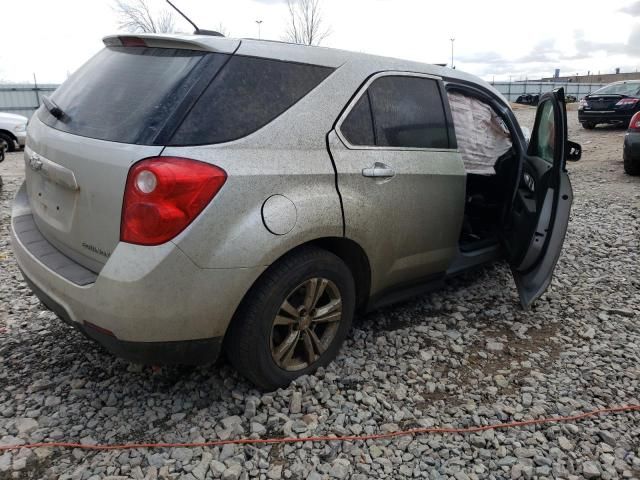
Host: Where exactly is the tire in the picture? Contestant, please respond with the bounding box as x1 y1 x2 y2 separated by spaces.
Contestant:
581 122 596 130
0 132 15 152
624 153 640 176
225 246 355 390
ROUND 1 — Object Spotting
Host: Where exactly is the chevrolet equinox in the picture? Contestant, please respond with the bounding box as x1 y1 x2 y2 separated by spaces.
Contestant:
11 34 580 389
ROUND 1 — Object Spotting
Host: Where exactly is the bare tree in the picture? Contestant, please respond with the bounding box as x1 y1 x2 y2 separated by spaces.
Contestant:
216 22 231 37
114 0 176 34
284 0 330 46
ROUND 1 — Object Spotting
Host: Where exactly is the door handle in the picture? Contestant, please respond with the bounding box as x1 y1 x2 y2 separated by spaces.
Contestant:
362 162 395 178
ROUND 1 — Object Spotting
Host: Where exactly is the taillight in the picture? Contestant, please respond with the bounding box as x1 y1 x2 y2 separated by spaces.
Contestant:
121 157 227 246
629 112 640 132
616 98 639 107
119 36 147 47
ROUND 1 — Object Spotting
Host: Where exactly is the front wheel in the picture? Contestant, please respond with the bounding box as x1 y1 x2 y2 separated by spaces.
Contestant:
581 122 596 130
0 133 13 153
225 247 355 390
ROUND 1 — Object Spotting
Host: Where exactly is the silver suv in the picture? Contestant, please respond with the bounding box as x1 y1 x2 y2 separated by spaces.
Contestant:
11 34 579 389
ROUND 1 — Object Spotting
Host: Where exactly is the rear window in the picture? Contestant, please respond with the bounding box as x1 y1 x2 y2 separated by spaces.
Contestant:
38 47 223 145
592 83 640 96
38 47 334 146
169 55 334 146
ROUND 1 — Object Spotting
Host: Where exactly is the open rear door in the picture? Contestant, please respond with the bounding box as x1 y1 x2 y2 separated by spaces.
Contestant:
504 88 576 308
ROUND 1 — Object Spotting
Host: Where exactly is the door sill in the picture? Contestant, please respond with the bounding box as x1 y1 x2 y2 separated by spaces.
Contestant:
447 242 503 276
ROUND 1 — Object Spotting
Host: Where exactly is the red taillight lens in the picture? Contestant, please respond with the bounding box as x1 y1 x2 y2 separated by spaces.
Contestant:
121 157 226 246
629 112 640 132
616 98 639 107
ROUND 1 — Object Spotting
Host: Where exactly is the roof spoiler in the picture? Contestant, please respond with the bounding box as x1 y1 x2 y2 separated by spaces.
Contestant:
102 34 240 54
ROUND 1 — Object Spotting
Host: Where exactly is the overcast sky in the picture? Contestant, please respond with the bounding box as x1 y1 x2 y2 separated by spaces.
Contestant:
2 0 640 84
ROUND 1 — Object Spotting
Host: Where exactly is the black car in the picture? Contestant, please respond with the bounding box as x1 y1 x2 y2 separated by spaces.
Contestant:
516 94 540 106
624 111 640 175
579 81 640 129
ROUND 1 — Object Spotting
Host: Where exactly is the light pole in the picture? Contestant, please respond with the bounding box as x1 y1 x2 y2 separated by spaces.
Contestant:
450 38 455 69
256 20 263 39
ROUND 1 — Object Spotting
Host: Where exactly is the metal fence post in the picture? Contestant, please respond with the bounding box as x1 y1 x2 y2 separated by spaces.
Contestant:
33 73 40 109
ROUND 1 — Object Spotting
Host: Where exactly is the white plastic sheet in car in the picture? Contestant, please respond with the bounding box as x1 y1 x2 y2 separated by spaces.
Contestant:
448 92 512 175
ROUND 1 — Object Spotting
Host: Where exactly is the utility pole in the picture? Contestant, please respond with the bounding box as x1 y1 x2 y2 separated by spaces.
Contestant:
256 20 263 39
450 38 455 69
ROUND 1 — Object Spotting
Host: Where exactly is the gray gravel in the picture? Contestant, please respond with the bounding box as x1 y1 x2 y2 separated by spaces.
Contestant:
0 107 639 479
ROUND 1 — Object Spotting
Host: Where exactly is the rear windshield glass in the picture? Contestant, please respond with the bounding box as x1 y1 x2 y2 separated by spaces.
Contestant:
592 83 640 96
38 47 220 145
169 55 334 146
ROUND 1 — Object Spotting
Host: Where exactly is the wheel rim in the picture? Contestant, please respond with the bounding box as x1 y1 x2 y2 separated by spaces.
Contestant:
270 277 342 371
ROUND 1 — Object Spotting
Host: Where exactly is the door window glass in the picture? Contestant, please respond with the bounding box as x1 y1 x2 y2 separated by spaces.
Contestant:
339 75 449 149
531 101 556 163
368 76 449 149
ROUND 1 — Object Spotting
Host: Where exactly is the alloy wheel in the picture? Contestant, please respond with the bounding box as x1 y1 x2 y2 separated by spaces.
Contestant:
270 277 342 371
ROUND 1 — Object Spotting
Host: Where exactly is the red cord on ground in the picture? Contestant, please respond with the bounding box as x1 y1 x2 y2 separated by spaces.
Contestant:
0 404 638 452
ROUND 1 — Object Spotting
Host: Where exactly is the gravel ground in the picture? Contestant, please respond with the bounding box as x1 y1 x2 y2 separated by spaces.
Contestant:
0 107 639 480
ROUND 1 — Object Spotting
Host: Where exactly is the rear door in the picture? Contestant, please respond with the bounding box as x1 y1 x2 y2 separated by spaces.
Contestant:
329 72 466 296
504 88 574 308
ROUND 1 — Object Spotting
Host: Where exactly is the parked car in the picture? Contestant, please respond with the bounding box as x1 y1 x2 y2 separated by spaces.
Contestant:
0 137 6 163
515 94 539 106
0 136 5 189
624 111 640 175
579 80 640 129
11 34 580 389
0 112 28 152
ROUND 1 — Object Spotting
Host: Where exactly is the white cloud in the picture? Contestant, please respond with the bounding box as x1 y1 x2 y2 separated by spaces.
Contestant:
1 0 640 83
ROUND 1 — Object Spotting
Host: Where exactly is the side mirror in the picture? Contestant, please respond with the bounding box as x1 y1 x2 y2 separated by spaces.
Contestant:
567 141 582 162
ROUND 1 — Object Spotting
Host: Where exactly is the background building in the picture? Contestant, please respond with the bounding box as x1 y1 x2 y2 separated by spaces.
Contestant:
541 70 640 83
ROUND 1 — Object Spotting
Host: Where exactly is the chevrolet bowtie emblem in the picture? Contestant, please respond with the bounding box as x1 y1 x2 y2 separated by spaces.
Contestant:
28 153 43 171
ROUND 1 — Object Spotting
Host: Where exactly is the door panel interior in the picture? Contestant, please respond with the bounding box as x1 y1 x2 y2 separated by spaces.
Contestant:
505 88 575 308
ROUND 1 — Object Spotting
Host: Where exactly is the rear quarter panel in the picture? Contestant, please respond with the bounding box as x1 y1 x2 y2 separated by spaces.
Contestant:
162 66 360 269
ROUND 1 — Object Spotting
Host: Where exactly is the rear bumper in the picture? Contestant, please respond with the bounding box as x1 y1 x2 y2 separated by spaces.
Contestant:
10 182 266 365
21 272 223 365
624 132 640 161
578 110 634 125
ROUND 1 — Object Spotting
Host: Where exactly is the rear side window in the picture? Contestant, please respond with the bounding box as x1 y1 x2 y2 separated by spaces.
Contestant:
369 76 449 149
38 47 222 145
170 56 334 145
